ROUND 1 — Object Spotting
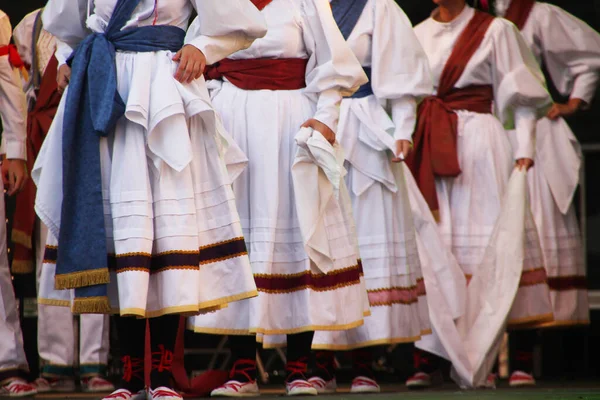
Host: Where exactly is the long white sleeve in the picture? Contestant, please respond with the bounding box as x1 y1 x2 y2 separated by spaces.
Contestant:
0 11 27 160
301 0 368 133
186 0 267 65
370 0 432 141
491 19 550 160
42 0 89 50
534 3 600 104
13 11 37 68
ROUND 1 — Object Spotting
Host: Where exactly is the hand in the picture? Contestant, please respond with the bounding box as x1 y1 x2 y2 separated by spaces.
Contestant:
173 45 207 84
516 158 534 171
57 64 71 94
302 119 336 144
546 98 585 120
5 159 28 196
392 140 412 163
1 158 9 187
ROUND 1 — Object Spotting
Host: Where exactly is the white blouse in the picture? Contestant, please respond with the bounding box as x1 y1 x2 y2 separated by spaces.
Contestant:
414 5 551 160
42 0 268 66
224 0 367 133
13 10 57 76
0 10 27 160
345 0 432 141
497 1 600 104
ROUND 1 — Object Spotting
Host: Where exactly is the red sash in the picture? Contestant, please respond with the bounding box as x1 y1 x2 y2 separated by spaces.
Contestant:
406 10 495 214
0 44 25 69
11 56 62 274
251 0 273 10
204 58 308 90
504 0 536 30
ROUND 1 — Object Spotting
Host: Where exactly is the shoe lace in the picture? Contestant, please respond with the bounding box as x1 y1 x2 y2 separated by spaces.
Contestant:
229 359 257 381
314 351 335 380
122 355 144 383
285 357 309 382
151 345 174 373
413 350 429 369
352 349 374 378
151 387 182 399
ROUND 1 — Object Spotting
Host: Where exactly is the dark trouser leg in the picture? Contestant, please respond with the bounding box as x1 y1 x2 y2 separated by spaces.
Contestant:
115 316 146 392
314 351 336 380
511 330 537 373
286 331 314 382
352 348 375 379
413 347 441 374
227 335 257 382
149 314 179 389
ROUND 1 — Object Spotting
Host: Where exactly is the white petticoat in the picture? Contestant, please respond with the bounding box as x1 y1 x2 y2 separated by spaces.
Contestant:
510 117 588 327
189 82 368 337
34 51 257 317
435 110 553 327
310 96 431 349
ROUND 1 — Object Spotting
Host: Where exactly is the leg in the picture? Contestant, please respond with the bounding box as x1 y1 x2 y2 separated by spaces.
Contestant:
36 304 76 390
509 329 538 387
148 315 179 390
285 332 317 396
406 347 443 389
349 348 380 393
309 351 337 394
115 316 146 393
0 195 35 395
210 335 259 397
79 314 114 392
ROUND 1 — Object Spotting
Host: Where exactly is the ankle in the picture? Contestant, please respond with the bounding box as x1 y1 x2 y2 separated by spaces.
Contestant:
285 358 309 383
229 359 257 383
314 352 336 380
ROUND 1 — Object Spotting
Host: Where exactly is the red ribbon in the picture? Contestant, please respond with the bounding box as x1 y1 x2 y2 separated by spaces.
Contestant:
0 44 25 69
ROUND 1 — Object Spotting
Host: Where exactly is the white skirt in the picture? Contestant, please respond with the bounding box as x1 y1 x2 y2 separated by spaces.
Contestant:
189 82 367 336
519 117 588 327
436 111 552 327
34 51 257 318
310 96 429 349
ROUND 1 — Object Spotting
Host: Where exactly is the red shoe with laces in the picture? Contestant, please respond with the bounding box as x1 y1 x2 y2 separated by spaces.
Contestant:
285 358 317 396
0 379 37 397
350 376 380 393
148 386 183 400
509 371 536 387
211 359 260 397
101 388 146 400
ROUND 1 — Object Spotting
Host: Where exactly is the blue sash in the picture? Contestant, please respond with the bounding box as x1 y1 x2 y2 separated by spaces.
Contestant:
330 0 370 40
56 0 185 313
331 0 373 98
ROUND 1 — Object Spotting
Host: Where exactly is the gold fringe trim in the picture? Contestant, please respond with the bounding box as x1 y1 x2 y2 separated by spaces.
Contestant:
54 268 110 290
72 296 112 314
200 237 245 250
117 290 256 319
11 260 34 274
11 230 32 249
507 313 555 329
252 318 365 335
199 251 248 266
38 298 71 307
530 319 590 329
192 318 366 338
311 334 425 351
257 280 362 294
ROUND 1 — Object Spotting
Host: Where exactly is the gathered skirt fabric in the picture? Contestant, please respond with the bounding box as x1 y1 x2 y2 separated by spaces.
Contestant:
189 82 367 337
520 117 588 327
436 111 553 327
35 51 257 317
308 96 430 349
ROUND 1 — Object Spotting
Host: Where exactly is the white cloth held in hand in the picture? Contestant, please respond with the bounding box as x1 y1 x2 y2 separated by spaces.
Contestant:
292 127 358 275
